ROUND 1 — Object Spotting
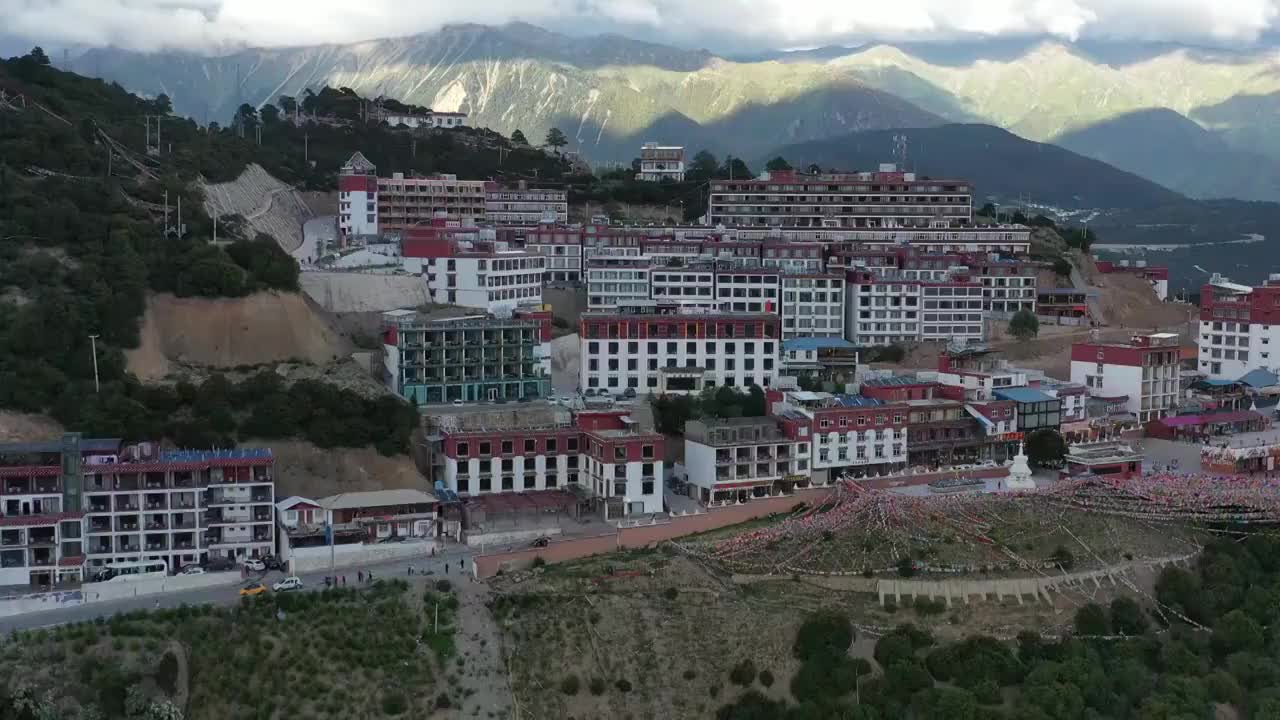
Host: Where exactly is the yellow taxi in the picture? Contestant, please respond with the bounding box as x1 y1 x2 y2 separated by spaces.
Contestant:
239 581 268 597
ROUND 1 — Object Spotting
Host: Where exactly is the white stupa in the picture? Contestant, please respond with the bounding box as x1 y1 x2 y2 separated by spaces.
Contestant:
1006 441 1036 490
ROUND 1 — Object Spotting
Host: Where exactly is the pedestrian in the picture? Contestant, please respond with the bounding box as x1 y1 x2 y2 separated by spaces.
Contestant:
445 561 450 575
358 570 363 583
154 599 160 610
408 566 413 576
341 575 346 586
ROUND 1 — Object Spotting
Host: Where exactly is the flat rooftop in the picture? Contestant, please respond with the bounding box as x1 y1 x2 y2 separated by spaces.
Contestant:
1211 429 1280 450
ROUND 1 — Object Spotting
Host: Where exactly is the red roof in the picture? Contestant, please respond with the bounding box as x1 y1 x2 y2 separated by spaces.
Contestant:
58 555 85 567
0 465 61 478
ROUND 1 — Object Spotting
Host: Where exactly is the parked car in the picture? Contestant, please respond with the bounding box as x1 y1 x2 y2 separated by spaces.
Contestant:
622 387 637 400
239 582 268 597
452 399 464 406
179 565 205 576
530 537 551 548
204 557 235 572
241 558 266 572
262 555 285 571
378 535 406 544
584 388 597 397
272 577 303 592
90 569 115 583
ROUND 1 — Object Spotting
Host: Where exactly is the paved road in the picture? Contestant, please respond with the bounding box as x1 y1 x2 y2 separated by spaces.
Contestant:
0 546 473 633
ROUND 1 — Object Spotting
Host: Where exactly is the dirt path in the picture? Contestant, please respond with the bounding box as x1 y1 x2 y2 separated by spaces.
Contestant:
453 580 515 719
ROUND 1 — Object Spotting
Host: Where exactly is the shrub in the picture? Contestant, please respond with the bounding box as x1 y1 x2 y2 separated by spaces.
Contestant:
1109 597 1149 636
683 669 697 681
758 670 774 688
1051 546 1076 572
380 691 407 715
914 598 947 616
435 579 452 593
531 556 546 568
560 675 580 696
1074 603 1110 636
663 587 679 601
793 609 854 662
896 557 916 578
434 693 452 709
156 651 180 696
589 677 606 696
615 678 632 693
729 658 757 686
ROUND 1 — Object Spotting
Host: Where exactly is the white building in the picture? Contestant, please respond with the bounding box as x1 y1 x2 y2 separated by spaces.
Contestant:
586 255 653 310
338 152 379 238
780 274 844 339
485 182 569 226
1071 333 1181 422
383 111 468 129
715 269 780 313
579 304 781 394
844 271 985 346
1197 274 1280 380
635 142 685 182
651 266 717 309
683 417 811 504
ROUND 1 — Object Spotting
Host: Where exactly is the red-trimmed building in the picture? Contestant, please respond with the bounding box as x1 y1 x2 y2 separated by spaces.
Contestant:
0 434 276 587
437 409 665 515
1071 332 1181 423
579 302 780 396
1063 441 1144 479
1197 274 1280 380
683 416 813 503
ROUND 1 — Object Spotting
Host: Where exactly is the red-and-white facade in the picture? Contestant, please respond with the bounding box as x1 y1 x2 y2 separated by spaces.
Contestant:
1198 275 1280 381
0 435 276 587
1071 332 1181 422
400 219 545 312
580 304 780 395
338 152 380 239
682 416 812 503
439 411 665 515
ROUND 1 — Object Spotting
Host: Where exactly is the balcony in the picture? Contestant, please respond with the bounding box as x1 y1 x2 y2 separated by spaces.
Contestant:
115 517 140 533
115 543 141 554
0 530 23 547
28 550 53 567
88 519 112 534
253 509 272 522
115 499 140 512
87 499 111 514
144 517 168 531
250 491 272 504
172 538 196 551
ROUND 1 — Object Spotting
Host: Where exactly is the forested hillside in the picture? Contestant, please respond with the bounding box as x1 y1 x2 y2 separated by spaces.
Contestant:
0 50 413 451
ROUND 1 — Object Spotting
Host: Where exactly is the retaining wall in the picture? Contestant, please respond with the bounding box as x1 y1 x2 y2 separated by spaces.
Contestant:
465 527 562 548
0 572 244 618
472 487 836 578
289 540 439 574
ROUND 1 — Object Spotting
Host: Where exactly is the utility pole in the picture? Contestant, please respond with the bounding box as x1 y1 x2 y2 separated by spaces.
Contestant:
88 335 100 393
163 190 170 235
304 132 309 165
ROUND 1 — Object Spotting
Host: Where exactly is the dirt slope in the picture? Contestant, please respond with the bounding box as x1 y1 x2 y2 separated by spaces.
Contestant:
0 412 64 443
127 292 352 380
262 439 425 498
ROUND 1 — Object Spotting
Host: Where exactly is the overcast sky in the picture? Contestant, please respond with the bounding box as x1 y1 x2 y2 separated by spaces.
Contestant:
3 0 1279 54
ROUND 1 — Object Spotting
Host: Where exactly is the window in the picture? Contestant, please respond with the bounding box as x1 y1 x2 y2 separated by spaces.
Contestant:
567 438 579 452
642 445 655 460
546 438 558 453
501 440 513 455
523 475 536 490
525 439 536 454
642 480 655 495
479 442 491 456
502 459 513 472
456 442 469 457
501 475 514 490
615 446 627 461
479 476 492 492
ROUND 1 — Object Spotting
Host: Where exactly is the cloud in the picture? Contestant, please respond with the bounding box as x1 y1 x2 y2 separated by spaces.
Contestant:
2 0 1279 53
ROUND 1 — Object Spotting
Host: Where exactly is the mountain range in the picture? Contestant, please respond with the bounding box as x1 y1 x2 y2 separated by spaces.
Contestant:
71 22 1280 202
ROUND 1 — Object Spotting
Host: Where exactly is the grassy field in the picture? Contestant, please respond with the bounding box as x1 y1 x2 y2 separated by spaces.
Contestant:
0 579 460 720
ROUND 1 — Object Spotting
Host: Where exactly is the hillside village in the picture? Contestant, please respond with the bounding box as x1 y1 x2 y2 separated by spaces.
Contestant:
3 47 1280 720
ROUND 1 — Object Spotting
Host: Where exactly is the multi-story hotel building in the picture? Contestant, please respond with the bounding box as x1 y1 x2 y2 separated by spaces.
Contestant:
338 152 379 239
586 255 653 310
1197 274 1280 380
774 393 909 482
683 416 812 503
437 410 665 515
780 274 844 339
1071 332 1181 422
401 220 544 313
377 172 489 231
579 303 780 394
0 434 275 586
380 306 553 405
485 181 568 225
708 165 972 229
844 270 985 346
635 142 685 182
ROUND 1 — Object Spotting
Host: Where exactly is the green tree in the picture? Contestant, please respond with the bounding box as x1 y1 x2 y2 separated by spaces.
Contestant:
765 156 792 172
1213 610 1265 656
1074 603 1110 636
153 93 173 115
794 609 853 662
1052 257 1073 276
1009 309 1040 340
1025 430 1066 468
511 129 528 145
911 688 981 720
1110 597 1149 636
978 202 997 218
29 47 51 65
544 127 569 151
259 104 281 125
804 163 823 175
718 156 753 180
688 150 719 182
